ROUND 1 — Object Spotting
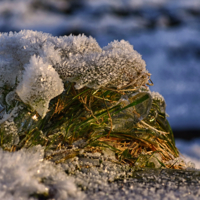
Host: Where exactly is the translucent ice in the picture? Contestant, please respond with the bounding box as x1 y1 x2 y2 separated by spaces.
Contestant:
16 55 64 118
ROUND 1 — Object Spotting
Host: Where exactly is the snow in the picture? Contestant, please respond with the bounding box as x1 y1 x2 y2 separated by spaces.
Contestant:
0 142 199 199
16 55 64 118
176 138 200 169
0 145 83 200
1 30 149 117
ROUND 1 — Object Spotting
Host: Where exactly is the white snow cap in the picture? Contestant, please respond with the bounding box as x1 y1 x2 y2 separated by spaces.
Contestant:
59 39 148 89
0 30 148 117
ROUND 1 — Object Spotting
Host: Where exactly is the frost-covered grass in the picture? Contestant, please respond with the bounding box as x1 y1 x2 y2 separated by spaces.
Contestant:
0 29 188 199
0 30 180 166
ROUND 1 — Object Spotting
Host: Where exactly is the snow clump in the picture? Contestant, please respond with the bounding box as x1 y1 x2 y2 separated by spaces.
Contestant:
16 55 64 118
0 30 148 118
0 145 83 200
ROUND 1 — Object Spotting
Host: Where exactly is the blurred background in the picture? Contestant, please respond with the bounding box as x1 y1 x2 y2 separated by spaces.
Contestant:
0 0 199 140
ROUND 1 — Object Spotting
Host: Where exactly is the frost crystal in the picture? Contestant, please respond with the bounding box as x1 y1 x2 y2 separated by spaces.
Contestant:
16 55 64 118
151 91 165 102
151 91 166 114
0 30 148 117
59 40 148 89
0 119 19 146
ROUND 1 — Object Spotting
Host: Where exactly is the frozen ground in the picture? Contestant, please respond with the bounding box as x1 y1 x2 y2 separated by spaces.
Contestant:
86 169 200 200
0 145 200 200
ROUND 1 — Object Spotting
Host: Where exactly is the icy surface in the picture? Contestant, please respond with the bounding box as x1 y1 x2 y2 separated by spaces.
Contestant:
0 145 200 200
84 169 200 200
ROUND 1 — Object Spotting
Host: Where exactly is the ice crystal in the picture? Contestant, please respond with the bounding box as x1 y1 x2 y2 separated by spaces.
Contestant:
16 55 64 118
60 40 148 89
